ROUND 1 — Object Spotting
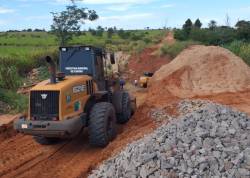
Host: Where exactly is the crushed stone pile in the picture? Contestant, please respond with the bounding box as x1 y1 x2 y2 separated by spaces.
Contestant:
89 100 250 178
150 45 250 98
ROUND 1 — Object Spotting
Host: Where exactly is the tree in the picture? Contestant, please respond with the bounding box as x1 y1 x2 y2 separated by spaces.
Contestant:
235 20 250 41
51 5 98 45
225 14 231 27
117 29 130 39
96 26 104 37
107 27 114 38
183 19 193 35
89 28 97 36
208 20 217 30
194 19 202 28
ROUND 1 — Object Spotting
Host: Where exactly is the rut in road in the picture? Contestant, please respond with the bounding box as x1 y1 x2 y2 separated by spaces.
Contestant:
0 134 70 178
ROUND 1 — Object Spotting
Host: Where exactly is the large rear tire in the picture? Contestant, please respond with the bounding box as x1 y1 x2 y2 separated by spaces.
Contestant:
89 102 117 147
113 91 132 124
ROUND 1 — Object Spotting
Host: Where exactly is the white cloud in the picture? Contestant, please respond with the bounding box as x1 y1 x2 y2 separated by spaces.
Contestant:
85 12 155 29
101 13 153 20
25 15 51 21
0 7 15 14
161 4 175 8
106 4 131 11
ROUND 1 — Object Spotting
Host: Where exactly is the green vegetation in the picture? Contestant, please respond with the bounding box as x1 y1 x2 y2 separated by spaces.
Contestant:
0 89 28 113
161 41 199 58
51 5 98 45
174 19 250 65
224 41 250 65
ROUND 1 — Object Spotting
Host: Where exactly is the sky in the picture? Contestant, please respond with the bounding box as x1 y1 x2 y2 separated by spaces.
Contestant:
0 0 250 31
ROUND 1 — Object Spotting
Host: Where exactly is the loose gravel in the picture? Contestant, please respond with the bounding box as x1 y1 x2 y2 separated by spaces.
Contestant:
89 100 250 178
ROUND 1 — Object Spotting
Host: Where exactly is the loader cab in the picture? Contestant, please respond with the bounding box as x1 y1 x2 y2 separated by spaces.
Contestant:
59 46 108 90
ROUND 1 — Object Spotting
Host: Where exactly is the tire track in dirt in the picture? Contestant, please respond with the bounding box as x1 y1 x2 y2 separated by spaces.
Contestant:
0 134 70 178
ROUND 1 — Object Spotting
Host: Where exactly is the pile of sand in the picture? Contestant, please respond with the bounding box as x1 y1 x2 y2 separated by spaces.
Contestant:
150 45 250 98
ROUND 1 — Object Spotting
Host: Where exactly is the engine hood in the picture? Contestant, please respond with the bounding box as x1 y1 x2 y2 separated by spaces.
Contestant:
31 75 92 91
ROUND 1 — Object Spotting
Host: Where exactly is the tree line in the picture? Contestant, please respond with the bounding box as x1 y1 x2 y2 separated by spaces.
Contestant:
175 18 250 45
88 26 132 39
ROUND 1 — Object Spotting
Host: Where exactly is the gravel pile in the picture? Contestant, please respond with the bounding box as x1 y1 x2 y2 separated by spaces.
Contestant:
89 100 250 178
150 108 171 123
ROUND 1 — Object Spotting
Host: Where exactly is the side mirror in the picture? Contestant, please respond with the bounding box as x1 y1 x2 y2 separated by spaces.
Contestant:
110 53 115 64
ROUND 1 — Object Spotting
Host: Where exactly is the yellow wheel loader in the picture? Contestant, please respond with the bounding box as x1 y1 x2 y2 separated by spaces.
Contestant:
14 46 136 147
139 72 154 88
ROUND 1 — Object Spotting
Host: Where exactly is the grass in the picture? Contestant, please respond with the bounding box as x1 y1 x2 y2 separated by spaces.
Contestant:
160 41 200 58
0 30 166 76
0 30 165 59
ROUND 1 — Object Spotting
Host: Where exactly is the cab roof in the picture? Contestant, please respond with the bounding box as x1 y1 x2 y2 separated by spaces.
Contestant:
59 45 105 55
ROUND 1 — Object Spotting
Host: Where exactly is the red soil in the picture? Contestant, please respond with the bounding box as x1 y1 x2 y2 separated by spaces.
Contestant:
128 47 171 81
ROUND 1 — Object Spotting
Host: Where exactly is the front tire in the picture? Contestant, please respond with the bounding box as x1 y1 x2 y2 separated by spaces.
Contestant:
89 102 117 147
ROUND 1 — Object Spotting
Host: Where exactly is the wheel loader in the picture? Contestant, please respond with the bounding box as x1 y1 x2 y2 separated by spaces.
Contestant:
14 46 136 147
139 72 154 88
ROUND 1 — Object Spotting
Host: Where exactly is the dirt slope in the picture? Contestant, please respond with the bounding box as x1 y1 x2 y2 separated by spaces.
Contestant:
128 48 170 81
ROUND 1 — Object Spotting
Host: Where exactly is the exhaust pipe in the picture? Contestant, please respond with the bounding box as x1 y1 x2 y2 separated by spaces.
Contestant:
45 56 56 84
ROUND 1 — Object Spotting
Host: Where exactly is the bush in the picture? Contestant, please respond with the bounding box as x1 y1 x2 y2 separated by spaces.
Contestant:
133 41 147 54
161 41 199 58
0 88 28 113
224 40 250 65
143 37 152 44
174 29 188 41
117 29 130 39
175 27 236 45
130 33 145 41
0 58 22 90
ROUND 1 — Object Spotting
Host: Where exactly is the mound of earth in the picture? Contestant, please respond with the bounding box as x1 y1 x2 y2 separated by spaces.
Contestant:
150 45 250 98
